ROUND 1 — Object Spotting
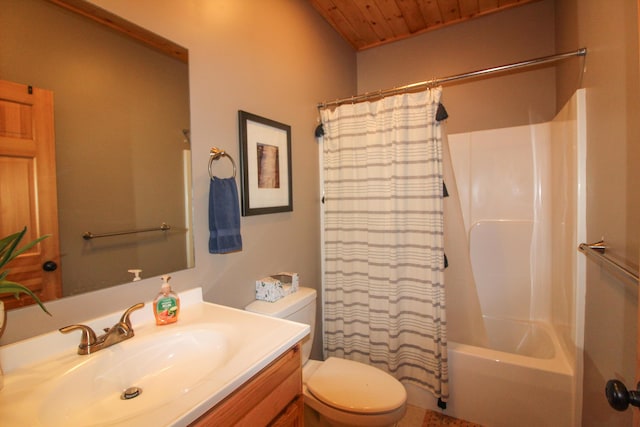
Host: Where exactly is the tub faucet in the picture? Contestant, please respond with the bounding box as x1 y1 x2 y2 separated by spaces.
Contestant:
59 302 145 355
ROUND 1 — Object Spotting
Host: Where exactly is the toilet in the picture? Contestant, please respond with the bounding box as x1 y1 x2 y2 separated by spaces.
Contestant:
245 287 407 427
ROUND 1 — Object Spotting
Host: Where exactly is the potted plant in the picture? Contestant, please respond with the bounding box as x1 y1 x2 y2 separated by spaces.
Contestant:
0 227 52 389
0 227 52 319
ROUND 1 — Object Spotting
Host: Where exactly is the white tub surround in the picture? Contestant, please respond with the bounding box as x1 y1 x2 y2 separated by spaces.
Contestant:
424 90 586 426
0 288 309 426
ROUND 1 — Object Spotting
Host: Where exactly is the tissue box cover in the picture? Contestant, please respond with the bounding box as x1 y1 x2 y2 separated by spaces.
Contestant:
271 272 299 292
256 277 286 302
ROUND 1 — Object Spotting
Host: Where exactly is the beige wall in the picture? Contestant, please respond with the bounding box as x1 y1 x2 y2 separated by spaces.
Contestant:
556 0 640 425
2 0 356 362
356 0 558 134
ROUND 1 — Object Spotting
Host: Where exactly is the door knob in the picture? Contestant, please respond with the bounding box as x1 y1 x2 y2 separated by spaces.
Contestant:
42 260 58 272
606 379 640 411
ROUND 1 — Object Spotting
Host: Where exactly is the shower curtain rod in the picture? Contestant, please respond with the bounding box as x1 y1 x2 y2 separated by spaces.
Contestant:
317 48 587 109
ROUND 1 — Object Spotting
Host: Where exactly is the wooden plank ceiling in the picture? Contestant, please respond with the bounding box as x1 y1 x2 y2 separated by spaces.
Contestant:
309 0 541 51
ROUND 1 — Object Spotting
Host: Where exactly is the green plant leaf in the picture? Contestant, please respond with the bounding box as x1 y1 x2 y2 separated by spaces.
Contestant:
0 228 26 269
0 227 50 270
0 227 52 315
0 281 52 316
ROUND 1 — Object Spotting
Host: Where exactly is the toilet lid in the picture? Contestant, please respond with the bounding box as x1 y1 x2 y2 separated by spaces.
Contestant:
306 357 406 414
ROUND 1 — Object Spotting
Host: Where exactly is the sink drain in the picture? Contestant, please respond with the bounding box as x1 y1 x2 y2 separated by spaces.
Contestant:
121 386 142 400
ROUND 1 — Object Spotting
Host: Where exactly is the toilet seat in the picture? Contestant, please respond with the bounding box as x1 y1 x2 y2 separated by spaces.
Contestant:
305 357 406 414
244 289 406 426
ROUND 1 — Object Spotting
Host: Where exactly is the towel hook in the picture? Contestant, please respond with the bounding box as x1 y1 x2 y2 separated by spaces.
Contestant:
208 147 236 180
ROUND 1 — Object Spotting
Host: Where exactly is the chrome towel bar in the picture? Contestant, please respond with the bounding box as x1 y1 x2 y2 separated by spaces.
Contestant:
82 223 171 240
578 241 639 284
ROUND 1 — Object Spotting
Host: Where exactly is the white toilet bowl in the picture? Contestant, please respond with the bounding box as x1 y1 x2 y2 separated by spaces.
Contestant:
245 287 407 427
303 358 406 427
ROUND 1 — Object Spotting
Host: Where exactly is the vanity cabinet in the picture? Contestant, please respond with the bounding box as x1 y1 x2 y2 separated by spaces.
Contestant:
190 343 303 426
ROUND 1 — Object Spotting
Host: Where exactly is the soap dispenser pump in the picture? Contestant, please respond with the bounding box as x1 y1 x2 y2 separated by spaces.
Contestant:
153 275 180 325
128 269 142 281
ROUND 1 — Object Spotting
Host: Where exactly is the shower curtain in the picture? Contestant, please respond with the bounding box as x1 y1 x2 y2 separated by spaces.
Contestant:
320 88 448 401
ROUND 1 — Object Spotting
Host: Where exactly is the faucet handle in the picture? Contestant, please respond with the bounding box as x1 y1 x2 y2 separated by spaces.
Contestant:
59 324 98 353
120 302 145 328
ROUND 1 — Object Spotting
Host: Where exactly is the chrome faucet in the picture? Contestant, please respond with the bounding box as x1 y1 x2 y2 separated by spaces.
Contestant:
59 302 145 355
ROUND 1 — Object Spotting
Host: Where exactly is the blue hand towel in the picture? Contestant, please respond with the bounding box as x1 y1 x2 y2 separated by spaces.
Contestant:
209 177 242 254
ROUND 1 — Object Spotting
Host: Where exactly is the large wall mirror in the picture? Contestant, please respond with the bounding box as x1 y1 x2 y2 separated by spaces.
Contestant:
0 0 194 305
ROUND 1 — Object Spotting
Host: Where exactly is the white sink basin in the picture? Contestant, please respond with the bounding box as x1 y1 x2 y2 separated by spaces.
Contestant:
38 325 235 426
0 288 309 427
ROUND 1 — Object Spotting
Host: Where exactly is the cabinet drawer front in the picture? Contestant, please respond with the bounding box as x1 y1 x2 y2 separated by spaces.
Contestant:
270 395 304 427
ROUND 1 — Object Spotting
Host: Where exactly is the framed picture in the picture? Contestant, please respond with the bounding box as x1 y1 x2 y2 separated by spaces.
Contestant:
238 111 292 216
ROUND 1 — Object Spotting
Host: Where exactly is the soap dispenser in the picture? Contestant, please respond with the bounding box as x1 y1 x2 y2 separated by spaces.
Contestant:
153 275 180 325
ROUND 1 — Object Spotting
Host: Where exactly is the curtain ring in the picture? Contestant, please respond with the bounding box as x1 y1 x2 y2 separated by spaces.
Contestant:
209 147 236 180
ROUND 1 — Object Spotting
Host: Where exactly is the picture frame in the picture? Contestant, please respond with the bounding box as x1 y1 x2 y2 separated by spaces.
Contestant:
238 110 292 216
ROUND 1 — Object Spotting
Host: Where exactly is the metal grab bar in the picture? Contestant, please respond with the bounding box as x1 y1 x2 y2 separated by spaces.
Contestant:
578 241 639 284
82 223 171 240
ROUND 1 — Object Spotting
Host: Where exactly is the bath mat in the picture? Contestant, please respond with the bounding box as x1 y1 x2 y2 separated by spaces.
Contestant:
422 409 484 427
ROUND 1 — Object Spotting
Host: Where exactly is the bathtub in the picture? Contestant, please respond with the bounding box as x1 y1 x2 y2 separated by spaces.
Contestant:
432 112 584 426
407 316 574 427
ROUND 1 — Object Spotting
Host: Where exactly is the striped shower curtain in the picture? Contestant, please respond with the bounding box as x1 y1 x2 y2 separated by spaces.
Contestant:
319 88 448 401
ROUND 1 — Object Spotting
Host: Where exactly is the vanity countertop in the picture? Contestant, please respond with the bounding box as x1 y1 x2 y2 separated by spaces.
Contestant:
0 288 309 426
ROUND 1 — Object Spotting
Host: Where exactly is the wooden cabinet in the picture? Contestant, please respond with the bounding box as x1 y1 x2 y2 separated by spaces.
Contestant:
190 344 303 426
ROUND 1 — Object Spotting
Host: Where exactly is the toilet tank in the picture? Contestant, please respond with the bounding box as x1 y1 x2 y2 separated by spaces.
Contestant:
245 287 316 364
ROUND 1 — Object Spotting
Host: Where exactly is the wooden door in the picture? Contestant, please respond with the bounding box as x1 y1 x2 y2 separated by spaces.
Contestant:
0 79 62 308
636 3 640 425
636 272 639 422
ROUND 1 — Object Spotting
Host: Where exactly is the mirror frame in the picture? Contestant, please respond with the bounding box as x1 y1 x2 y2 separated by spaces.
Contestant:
47 0 188 64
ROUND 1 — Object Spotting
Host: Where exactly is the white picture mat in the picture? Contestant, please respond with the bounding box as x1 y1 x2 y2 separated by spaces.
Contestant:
246 119 290 209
